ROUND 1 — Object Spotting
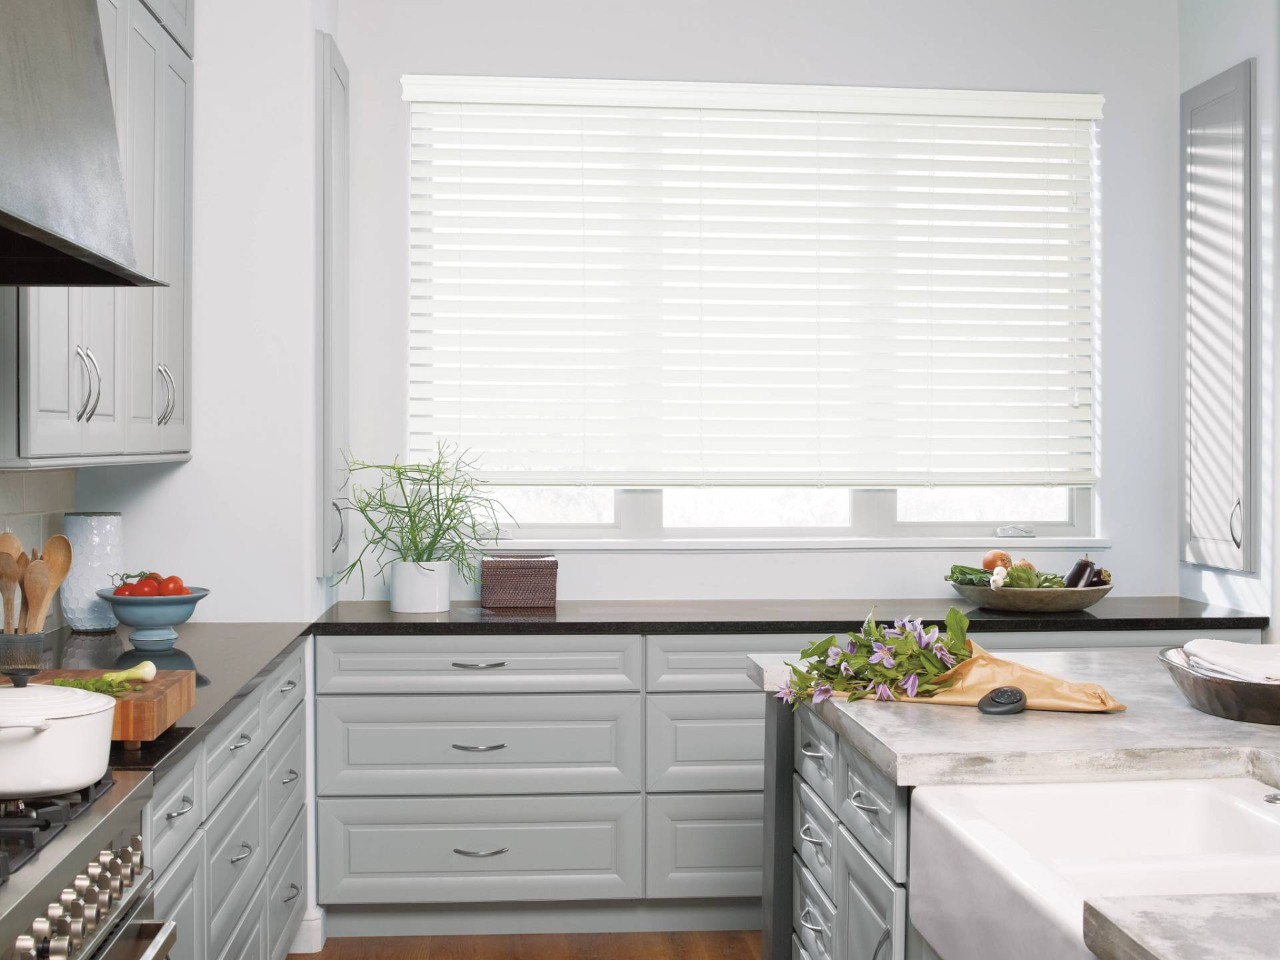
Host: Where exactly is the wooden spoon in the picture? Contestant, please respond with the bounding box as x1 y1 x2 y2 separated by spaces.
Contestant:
41 534 72 595
22 560 50 635
0 553 17 634
0 532 22 561
15 551 29 632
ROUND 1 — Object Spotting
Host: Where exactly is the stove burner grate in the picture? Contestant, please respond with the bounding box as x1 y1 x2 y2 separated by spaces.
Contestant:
0 776 114 887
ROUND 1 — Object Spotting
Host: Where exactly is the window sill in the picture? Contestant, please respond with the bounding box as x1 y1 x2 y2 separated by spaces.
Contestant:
487 536 1112 554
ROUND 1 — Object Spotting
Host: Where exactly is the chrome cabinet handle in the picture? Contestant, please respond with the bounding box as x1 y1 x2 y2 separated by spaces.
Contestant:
74 347 92 421
451 661 508 670
798 824 826 847
798 907 828 936
160 364 177 425
453 847 509 858
84 347 102 422
1264 793 1280 804
164 796 194 821
155 364 170 425
848 790 882 816
229 842 252 864
229 733 252 751
279 679 297 694
281 769 299 786
871 927 891 960
451 743 507 753
1230 498 1243 549
282 883 301 904
799 742 827 760
331 500 344 553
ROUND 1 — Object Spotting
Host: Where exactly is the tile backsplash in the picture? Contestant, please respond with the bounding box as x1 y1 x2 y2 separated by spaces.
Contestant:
0 469 76 630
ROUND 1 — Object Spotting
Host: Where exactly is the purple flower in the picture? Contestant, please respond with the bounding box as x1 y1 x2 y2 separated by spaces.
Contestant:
840 660 854 677
812 684 833 704
932 642 957 668
900 673 920 698
845 638 859 655
919 625 939 650
775 680 797 704
874 683 896 701
825 645 843 667
869 641 895 669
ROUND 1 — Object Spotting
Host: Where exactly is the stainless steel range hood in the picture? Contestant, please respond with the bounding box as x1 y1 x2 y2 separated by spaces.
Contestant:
0 0 161 286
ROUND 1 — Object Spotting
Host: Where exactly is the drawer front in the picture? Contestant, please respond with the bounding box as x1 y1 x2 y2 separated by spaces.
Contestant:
792 856 836 960
794 707 837 809
146 744 203 877
318 693 642 796
316 634 642 694
645 793 763 899
318 794 643 904
834 825 906 960
646 635 820 692
261 650 305 740
792 934 812 960
646 693 765 792
206 753 268 958
836 737 909 883
215 878 267 960
205 695 265 815
792 775 838 897
153 830 206 960
267 808 307 960
266 704 306 856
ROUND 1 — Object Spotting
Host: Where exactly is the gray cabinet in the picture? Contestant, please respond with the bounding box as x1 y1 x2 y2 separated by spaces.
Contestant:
646 793 764 899
646 692 766 791
833 825 905 960
647 634 817 692
266 812 307 960
206 755 268 958
153 829 207 960
141 0 194 57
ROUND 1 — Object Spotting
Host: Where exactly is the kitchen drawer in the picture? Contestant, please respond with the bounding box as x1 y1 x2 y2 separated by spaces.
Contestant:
266 808 307 960
645 793 763 899
317 693 642 796
206 753 268 959
205 694 265 815
215 878 267 960
792 855 836 960
316 634 642 694
266 704 305 856
836 737 909 883
794 707 837 810
317 794 643 904
792 775 837 897
145 743 203 877
646 634 820 692
646 693 765 792
834 824 906 960
792 934 813 960
261 649 305 741
153 830 206 960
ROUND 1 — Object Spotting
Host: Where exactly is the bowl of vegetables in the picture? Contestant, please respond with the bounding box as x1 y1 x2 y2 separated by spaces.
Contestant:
945 550 1112 613
97 572 208 651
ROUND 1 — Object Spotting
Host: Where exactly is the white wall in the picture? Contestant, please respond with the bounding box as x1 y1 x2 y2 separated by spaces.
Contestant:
1177 0 1279 625
338 0 1183 603
75 0 340 623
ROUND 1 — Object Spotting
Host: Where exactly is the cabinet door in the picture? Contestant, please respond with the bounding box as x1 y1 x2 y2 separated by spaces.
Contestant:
153 831 207 960
141 0 193 57
833 826 906 960
17 290 83 456
156 36 192 452
318 34 350 577
1182 60 1254 572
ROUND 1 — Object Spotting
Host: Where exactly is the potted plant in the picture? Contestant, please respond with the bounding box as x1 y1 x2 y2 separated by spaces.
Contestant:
337 443 507 613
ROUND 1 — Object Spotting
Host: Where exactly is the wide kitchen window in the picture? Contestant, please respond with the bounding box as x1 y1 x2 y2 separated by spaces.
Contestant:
402 77 1102 541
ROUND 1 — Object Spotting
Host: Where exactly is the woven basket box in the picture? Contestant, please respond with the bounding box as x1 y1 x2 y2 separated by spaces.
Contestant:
480 554 558 608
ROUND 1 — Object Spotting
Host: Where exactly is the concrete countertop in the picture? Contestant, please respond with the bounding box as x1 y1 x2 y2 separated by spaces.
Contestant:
1083 894 1280 960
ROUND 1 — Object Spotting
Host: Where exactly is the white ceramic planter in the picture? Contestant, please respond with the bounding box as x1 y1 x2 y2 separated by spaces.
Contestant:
388 560 452 613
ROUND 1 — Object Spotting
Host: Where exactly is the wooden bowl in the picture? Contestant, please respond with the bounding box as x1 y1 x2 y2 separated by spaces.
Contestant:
1158 646 1280 725
948 582 1112 612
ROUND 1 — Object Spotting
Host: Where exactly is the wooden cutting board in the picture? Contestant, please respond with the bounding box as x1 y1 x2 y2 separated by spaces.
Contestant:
0 670 196 748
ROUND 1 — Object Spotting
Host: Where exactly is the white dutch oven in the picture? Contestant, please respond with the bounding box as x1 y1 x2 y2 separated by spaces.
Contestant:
0 684 115 798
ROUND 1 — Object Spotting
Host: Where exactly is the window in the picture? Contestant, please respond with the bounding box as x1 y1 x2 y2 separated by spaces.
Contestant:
402 77 1103 537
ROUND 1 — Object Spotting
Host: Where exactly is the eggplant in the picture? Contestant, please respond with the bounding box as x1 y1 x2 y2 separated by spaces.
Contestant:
1063 555 1095 589
1088 567 1112 587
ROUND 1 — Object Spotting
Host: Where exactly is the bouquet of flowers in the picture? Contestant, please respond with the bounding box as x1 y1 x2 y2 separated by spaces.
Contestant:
777 607 973 707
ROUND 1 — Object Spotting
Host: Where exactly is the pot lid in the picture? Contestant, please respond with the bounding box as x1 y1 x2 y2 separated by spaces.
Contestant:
0 685 116 721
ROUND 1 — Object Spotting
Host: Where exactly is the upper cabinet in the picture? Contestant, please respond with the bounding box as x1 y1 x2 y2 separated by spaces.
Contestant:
0 0 193 467
141 0 194 57
1181 60 1254 572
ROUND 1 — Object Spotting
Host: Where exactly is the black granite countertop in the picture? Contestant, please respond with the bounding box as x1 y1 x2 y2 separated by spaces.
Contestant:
313 596 1267 636
42 622 308 780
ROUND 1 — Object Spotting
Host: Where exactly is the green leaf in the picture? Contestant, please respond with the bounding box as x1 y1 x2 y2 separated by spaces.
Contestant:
945 607 969 647
801 636 837 660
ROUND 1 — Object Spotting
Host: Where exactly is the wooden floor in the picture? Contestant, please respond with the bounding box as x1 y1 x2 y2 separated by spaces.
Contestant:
296 931 762 960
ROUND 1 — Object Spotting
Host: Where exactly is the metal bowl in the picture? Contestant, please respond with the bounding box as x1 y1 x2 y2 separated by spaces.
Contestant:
1158 646 1280 725
948 582 1112 613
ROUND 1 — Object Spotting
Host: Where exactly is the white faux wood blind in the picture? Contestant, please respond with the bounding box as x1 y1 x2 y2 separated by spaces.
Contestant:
404 78 1102 485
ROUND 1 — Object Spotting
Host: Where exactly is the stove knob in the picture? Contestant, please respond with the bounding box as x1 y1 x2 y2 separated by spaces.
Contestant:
96 850 114 869
107 857 127 892
115 855 134 887
47 934 72 960
59 916 85 951
75 899 99 933
45 904 64 923
84 864 102 884
31 917 53 940
57 891 78 910
13 934 37 960
128 836 144 873
91 874 112 911
72 876 92 899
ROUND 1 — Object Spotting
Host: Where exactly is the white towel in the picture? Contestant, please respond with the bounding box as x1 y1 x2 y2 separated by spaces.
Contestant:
1183 638 1280 684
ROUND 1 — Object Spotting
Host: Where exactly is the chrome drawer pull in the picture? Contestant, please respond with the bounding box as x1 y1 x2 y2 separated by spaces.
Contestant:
451 661 508 670
229 842 252 865
798 824 826 847
871 928 891 960
1265 793 1280 804
164 796 194 821
451 743 507 753
282 883 301 904
229 733 252 751
849 790 882 816
799 742 827 760
453 846 509 858
281 769 300 786
279 679 297 694
798 907 828 936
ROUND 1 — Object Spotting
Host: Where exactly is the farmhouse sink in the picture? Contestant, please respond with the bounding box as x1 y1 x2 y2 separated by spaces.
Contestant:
909 778 1280 960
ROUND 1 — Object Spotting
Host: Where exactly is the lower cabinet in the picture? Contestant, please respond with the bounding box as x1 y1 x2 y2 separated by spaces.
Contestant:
218 881 269 960
266 811 308 960
153 830 207 960
833 825 906 960
646 793 764 899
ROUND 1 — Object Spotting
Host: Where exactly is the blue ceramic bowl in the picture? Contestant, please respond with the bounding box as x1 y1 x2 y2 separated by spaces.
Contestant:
95 587 210 651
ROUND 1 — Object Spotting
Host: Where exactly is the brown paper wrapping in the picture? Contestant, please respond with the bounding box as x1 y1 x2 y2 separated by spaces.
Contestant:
833 642 1126 713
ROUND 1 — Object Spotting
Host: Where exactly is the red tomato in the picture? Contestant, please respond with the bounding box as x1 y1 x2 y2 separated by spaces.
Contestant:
141 572 163 584
159 575 185 596
113 583 137 596
181 587 192 595
133 578 161 597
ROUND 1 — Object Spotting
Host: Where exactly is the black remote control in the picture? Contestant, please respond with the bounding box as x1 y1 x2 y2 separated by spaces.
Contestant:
978 686 1027 715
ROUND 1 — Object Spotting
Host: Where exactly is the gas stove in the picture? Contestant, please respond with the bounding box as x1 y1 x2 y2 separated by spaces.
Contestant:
0 780 115 889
